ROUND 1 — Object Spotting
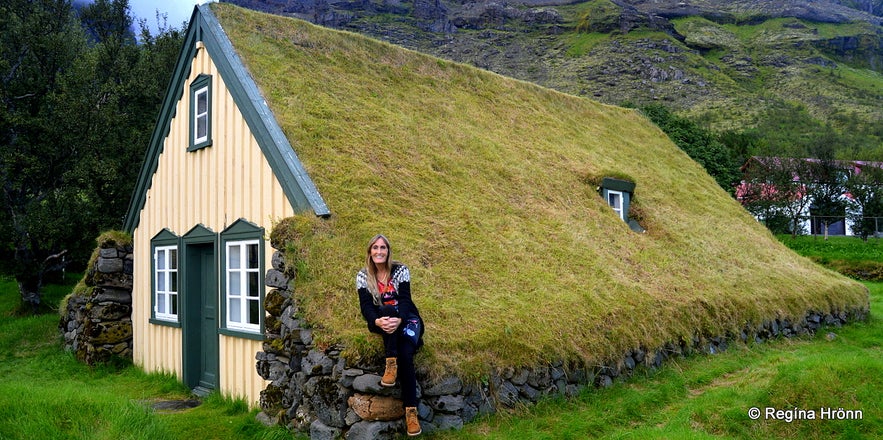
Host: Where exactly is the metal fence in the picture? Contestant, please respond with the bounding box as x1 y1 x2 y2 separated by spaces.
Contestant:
758 215 883 237
801 215 883 237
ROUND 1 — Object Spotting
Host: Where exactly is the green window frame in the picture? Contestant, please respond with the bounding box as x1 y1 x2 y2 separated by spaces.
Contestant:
150 229 181 327
219 219 264 339
189 74 212 151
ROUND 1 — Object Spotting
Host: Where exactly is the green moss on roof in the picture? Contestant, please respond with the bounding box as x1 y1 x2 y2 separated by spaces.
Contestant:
212 3 868 380
97 230 132 248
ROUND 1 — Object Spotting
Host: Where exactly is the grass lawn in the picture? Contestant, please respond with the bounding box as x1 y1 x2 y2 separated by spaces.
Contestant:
429 235 882 439
777 235 883 280
430 280 882 439
0 274 296 440
0 234 879 439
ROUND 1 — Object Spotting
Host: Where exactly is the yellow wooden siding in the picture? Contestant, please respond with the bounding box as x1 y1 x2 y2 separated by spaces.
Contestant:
132 43 296 407
134 319 183 377
220 335 267 402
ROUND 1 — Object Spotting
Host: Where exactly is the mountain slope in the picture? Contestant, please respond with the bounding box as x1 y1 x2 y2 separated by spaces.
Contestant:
227 0 883 157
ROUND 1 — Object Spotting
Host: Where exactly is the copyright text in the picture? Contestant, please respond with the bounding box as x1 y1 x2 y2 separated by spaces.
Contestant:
747 407 863 422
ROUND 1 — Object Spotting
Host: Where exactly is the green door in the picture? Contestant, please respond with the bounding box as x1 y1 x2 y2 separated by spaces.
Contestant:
183 241 219 395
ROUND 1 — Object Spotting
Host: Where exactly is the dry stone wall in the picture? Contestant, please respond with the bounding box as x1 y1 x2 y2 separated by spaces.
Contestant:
59 243 134 365
255 244 869 440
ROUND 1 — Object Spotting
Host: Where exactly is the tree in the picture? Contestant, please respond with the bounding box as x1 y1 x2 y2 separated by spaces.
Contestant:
738 157 812 237
641 104 741 194
0 0 184 313
805 152 847 240
844 164 883 241
718 129 763 166
0 0 90 312
64 0 158 227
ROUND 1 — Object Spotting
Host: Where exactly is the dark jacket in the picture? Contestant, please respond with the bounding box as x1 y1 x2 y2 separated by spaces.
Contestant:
356 263 424 345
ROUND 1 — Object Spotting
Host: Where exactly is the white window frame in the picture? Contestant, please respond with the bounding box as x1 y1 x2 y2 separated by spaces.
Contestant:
154 245 179 322
225 239 261 333
193 85 209 145
607 190 625 221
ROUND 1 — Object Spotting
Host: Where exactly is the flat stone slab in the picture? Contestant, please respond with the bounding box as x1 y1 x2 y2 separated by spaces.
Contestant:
144 399 203 412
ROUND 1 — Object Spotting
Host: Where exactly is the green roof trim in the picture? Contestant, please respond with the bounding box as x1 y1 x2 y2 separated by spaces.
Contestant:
123 6 201 232
182 223 216 241
601 177 636 193
151 228 179 243
197 5 329 218
123 5 329 233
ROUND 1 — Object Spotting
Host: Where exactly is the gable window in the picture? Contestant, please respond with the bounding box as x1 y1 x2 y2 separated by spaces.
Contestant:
194 88 208 141
150 229 181 326
219 219 264 338
189 74 212 151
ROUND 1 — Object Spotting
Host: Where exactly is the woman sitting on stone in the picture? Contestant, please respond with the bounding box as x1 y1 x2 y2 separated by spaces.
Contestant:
356 234 425 436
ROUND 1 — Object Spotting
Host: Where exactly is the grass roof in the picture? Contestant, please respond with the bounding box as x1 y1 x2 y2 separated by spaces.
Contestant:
211 3 869 380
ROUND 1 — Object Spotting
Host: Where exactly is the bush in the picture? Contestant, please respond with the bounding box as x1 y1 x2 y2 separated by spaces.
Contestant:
575 0 622 33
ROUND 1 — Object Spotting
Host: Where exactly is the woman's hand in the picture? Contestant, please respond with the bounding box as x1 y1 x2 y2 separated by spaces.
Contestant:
375 317 402 334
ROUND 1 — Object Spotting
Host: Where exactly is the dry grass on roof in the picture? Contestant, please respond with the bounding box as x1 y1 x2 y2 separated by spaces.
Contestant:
213 3 868 381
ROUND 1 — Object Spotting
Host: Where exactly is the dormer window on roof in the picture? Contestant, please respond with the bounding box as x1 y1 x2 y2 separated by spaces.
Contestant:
600 177 643 232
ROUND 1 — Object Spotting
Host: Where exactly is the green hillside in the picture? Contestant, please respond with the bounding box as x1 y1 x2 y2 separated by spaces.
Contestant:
212 3 869 380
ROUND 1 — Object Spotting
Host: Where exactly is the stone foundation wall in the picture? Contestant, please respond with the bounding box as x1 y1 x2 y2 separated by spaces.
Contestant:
255 244 869 440
255 247 496 439
59 243 134 365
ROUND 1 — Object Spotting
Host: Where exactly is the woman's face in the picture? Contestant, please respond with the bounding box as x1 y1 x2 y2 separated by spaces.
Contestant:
370 238 389 266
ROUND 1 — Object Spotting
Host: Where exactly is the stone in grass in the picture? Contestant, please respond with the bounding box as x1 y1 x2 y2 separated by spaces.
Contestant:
148 399 202 412
348 393 405 421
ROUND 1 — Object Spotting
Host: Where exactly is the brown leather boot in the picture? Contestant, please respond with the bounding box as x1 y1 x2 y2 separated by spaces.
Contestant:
405 406 422 436
380 357 397 387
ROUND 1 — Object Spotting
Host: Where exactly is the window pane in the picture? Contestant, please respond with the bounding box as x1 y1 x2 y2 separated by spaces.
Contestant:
158 272 166 290
158 293 166 314
248 299 260 325
229 299 241 323
608 193 621 210
197 91 207 114
157 250 166 270
196 117 207 139
229 272 241 296
247 244 259 269
247 272 259 298
229 245 240 269
170 249 177 269
170 272 178 292
171 293 178 315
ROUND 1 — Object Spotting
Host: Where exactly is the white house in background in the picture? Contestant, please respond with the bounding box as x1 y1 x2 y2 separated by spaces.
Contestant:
736 156 883 236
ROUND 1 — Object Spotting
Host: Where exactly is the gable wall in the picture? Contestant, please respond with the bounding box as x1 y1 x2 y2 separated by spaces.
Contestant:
132 43 296 406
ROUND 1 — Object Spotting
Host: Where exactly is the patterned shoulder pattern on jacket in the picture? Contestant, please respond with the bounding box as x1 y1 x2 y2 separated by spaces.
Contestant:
355 268 368 290
390 264 410 291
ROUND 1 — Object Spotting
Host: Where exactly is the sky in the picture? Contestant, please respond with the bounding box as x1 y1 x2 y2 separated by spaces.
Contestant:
127 0 206 34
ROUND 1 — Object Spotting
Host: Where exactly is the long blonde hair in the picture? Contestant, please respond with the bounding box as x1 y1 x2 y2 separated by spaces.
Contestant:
364 234 393 303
